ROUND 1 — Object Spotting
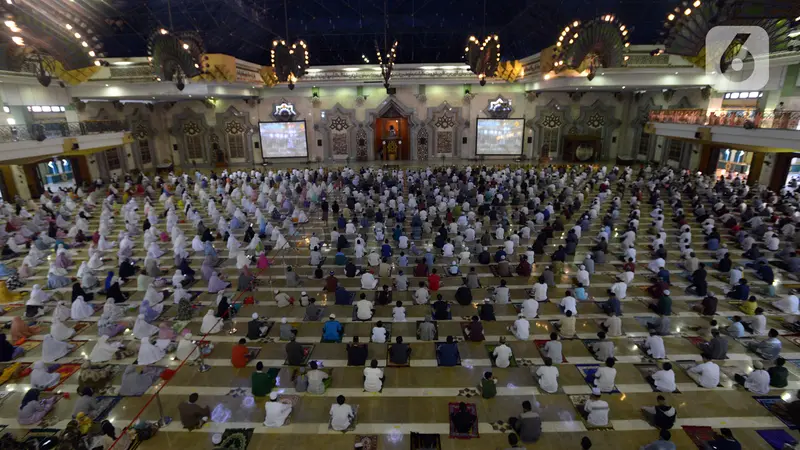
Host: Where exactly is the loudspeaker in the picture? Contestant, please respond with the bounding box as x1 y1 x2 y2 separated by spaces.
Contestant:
317 139 322 146
172 144 178 151
527 137 533 144
612 136 617 143
254 142 260 149
72 143 79 150
462 137 467 144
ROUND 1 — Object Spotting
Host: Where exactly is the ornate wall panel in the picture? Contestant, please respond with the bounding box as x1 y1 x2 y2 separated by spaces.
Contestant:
320 103 358 161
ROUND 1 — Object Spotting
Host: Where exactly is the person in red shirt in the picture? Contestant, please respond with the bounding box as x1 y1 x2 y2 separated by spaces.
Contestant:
414 259 428 277
428 269 441 291
325 272 338 292
231 338 251 368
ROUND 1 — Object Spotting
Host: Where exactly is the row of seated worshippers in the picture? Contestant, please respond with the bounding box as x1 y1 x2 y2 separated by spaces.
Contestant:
1 163 800 439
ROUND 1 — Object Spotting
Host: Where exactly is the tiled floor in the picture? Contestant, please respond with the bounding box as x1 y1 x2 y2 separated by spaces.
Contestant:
0 165 798 449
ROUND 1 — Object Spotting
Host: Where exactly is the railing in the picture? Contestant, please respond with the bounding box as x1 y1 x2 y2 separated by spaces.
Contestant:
0 120 128 144
649 109 800 131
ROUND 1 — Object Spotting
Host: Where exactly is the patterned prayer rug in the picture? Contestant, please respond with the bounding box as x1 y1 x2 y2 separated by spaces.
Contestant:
448 402 479 439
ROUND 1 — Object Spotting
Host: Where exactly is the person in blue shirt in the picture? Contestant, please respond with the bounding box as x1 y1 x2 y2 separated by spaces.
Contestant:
334 251 347 265
640 429 676 450
398 252 408 267
335 285 353 305
337 215 346 229
381 240 393 259
436 336 461 366
393 225 402 242
494 247 507 263
726 279 750 300
725 316 745 338
656 267 670 285
574 283 588 301
600 293 622 316
755 261 774 285
322 314 344 342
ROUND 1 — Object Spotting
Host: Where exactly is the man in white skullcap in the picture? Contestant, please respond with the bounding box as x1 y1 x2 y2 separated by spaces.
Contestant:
247 312 269 340
263 391 293 427
275 289 292 308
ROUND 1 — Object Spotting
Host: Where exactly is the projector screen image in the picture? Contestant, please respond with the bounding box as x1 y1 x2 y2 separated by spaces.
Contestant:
476 118 524 155
259 121 309 158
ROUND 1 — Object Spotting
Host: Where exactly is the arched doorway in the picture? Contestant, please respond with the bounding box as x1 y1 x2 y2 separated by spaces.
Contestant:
366 98 419 162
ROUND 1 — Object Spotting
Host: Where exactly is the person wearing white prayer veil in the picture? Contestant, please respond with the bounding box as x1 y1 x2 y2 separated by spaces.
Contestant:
235 252 250 270
70 296 95 321
50 316 76 341
41 334 74 362
76 261 90 280
89 335 123 363
136 338 165 366
29 360 60 389
132 314 159 340
87 253 104 271
146 242 165 260
191 235 205 252
97 234 115 251
52 301 71 322
200 309 223 334
47 263 70 289
175 332 199 362
143 284 166 305
227 235 241 258
172 270 187 289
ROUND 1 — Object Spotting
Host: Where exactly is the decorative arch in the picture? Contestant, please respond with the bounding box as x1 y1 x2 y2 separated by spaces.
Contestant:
425 101 465 159
215 106 255 166
631 96 662 161
127 108 157 170
572 100 621 160
365 97 421 161
533 100 568 160
170 107 211 167
320 103 358 161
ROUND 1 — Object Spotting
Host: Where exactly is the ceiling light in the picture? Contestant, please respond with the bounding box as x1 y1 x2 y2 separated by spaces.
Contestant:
81 41 88 47
667 13 675 20
693 0 701 6
621 86 626 89
65 24 72 30
88 51 96 57
684 8 692 15
675 72 679 74
625 42 630 47
573 21 579 27
159 28 168 35
544 74 550 80
11 36 23 46
94 61 101 66
5 118 14 125
182 43 189 50
105 84 109 87
74 32 81 38
4 20 15 28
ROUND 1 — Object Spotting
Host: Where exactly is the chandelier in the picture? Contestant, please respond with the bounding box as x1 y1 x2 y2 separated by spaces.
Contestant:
465 35 500 85
550 15 631 81
375 40 398 93
271 40 309 90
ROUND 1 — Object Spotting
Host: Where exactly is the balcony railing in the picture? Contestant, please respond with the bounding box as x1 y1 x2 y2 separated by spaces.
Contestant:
0 120 128 144
649 109 800 131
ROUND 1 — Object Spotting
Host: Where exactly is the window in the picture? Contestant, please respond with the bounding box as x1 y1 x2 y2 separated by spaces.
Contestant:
667 139 683 161
138 139 152 165
106 149 121 170
638 132 651 156
186 135 203 159
227 133 245 159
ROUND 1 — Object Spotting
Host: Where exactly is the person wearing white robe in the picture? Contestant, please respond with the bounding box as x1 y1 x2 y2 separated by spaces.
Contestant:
172 270 187 289
576 266 591 287
200 310 223 334
29 360 60 389
70 296 95 320
143 285 166 305
263 392 293 427
50 317 76 341
89 335 123 363
360 271 379 290
97 235 115 251
52 301 71 322
147 242 165 260
132 314 159 340
226 236 241 258
191 236 205 252
235 252 250 270
773 295 800 315
87 253 104 271
42 334 73 362
136 338 165 366
175 333 199 362
76 262 90 280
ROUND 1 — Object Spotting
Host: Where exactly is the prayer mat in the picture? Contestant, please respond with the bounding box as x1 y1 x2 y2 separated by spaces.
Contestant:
92 395 122 421
512 303 522 314
71 321 92 336
246 346 261 364
787 359 800 372
435 343 462 366
447 402 479 439
582 339 601 360
753 396 799 430
430 305 452 320
386 344 412 367
782 321 800 334
0 304 23 316
416 321 439 341
486 344 517 368
630 337 665 361
634 316 654 330
283 344 314 366
685 336 706 350
410 432 442 450
275 394 300 424
634 364 680 393
355 435 379 450
215 428 254 450
118 366 166 397
488 420 513 432
575 364 620 394
44 363 81 392
568 394 614 430
18 339 42 352
22 428 59 447
757 428 799 449
170 320 191 335
786 336 800 349
530 365 565 394
681 425 716 449
60 340 87 360
534 339 568 363
719 365 745 385
5 362 32 382
328 404 359 433
457 387 480 398
371 323 392 343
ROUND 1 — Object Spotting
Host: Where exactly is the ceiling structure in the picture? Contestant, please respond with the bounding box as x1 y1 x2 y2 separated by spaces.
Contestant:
5 0 672 67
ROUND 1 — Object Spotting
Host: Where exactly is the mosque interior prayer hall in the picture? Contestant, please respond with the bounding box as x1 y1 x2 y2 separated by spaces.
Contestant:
0 1 799 449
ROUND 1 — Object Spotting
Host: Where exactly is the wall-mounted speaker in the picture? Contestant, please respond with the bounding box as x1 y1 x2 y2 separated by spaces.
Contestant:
527 137 533 144
462 137 467 144
172 144 178 151
71 143 79 150
254 142 260 149
612 136 617 143
317 139 323 147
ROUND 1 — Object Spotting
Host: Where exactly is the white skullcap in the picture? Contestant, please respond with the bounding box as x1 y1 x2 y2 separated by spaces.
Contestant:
212 434 222 445
252 313 259 319
663 290 671 295
591 387 601 395
269 392 279 400
281 318 287 324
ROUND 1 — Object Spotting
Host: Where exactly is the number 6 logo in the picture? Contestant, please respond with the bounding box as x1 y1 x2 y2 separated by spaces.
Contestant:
706 26 770 91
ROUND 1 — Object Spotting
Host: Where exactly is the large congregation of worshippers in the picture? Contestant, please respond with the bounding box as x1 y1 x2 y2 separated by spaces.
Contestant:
0 163 799 449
